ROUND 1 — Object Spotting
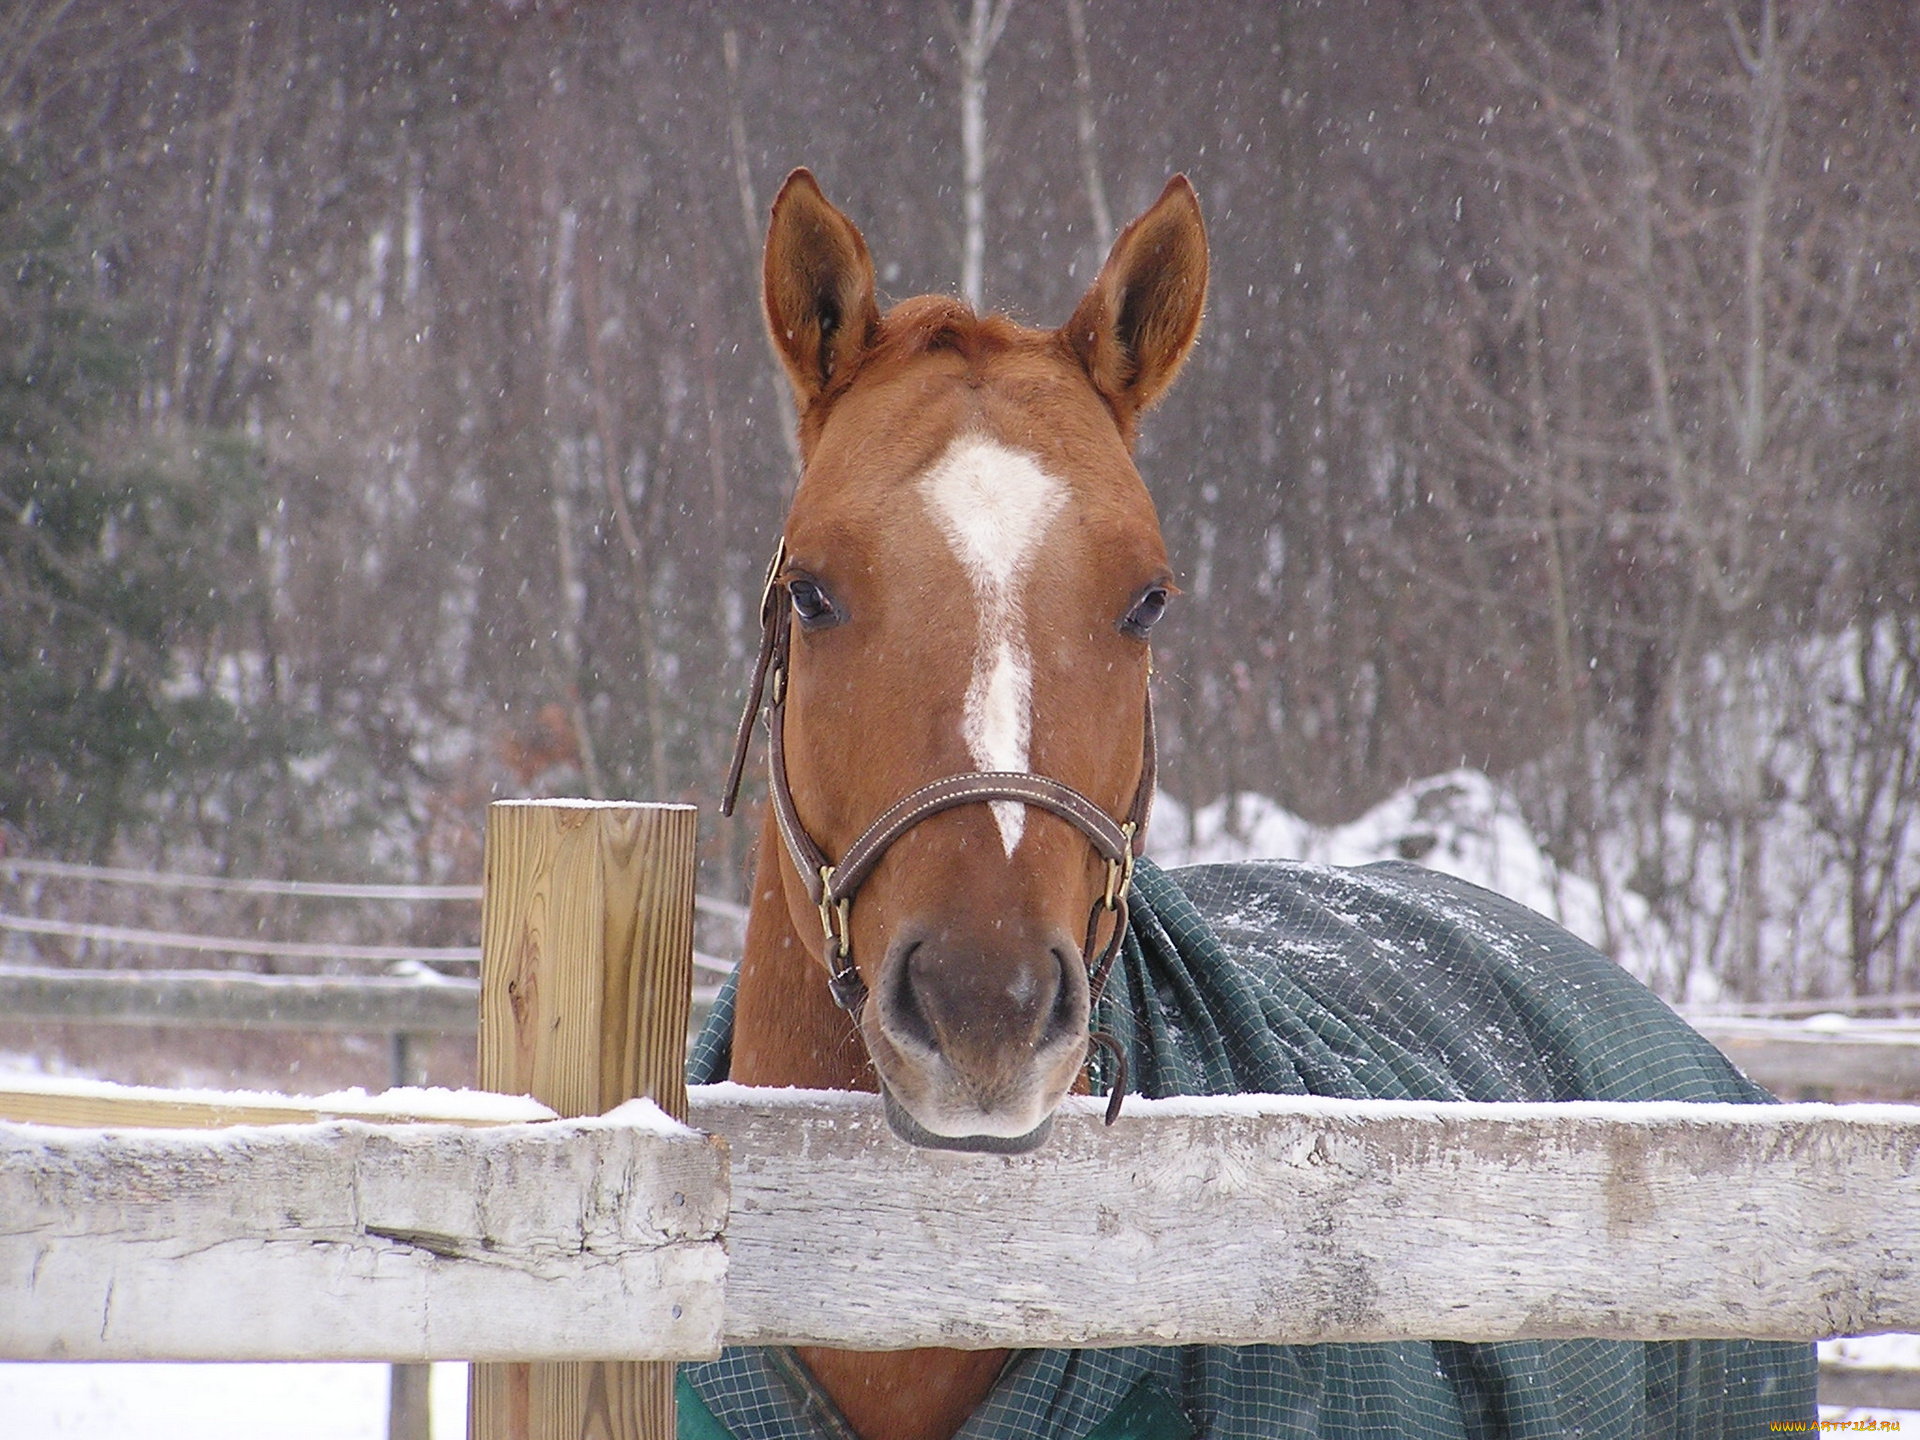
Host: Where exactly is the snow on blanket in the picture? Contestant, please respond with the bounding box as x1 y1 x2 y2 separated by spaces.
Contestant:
677 854 1816 1440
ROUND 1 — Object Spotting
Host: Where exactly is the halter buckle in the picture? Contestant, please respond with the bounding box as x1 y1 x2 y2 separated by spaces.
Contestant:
1102 823 1138 910
818 867 864 1011
818 867 852 957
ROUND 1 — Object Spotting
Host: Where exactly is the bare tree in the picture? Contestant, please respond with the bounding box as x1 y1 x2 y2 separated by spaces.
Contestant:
722 27 802 480
1428 0 1920 995
1064 0 1113 252
941 0 1016 309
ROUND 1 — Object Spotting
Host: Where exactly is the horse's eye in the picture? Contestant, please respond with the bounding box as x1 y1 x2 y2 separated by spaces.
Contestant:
789 577 838 627
1120 586 1169 639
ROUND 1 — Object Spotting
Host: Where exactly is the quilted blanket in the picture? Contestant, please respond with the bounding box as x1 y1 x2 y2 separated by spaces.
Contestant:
678 857 1817 1439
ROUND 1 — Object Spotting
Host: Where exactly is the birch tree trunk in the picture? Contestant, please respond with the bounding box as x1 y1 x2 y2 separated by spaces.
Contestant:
1064 0 1113 253
944 0 1015 310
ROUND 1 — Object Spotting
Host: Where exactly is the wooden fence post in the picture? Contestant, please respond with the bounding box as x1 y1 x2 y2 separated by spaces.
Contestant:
469 800 699 1440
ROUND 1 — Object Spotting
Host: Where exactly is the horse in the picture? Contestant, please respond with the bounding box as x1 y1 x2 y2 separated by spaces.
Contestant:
683 170 1816 1440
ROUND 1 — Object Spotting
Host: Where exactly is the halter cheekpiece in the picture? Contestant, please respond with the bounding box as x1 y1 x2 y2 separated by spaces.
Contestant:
722 539 1154 1122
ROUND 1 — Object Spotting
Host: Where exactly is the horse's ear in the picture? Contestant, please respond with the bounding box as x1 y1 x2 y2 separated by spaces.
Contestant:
763 169 881 413
1063 176 1208 429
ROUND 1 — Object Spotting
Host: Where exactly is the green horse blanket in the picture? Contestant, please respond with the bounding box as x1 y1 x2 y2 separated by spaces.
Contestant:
679 857 1817 1438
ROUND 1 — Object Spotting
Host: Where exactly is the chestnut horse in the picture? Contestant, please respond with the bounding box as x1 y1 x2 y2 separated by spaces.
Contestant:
718 169 1199 1440
701 172 1815 1440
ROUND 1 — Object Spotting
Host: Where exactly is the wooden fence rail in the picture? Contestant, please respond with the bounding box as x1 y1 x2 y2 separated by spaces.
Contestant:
0 963 482 1032
698 1086 1920 1350
7 1082 1920 1359
0 959 733 1033
0 1104 727 1363
1686 1017 1920 1098
0 853 751 924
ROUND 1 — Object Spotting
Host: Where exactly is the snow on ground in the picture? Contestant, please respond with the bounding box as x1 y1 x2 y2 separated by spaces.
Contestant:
1827 1334 1920 1371
1148 769 1601 930
1147 768 1687 989
0 1361 468 1439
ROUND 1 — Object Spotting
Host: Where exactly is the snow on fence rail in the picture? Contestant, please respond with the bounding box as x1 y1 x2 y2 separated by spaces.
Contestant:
8 802 1920 1439
7 1077 1920 1359
1689 1016 1920 1098
0 1094 728 1363
695 1085 1920 1350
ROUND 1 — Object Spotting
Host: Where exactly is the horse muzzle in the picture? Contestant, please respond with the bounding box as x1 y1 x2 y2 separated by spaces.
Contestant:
862 924 1090 1150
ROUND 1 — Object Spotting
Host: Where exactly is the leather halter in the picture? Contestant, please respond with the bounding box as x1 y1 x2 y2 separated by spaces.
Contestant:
722 540 1154 1053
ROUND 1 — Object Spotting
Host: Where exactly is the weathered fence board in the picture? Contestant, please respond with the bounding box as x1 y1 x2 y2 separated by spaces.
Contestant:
690 1084 1920 1351
11 1079 1920 1359
0 1104 728 1363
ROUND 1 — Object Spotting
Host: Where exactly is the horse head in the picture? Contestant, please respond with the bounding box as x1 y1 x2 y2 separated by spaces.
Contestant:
730 169 1207 1152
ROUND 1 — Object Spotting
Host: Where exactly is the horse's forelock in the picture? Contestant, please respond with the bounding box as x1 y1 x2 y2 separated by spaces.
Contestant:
866 297 1039 372
798 299 1080 459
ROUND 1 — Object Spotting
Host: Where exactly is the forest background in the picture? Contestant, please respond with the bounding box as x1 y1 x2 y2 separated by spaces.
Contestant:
4 0 1918 1016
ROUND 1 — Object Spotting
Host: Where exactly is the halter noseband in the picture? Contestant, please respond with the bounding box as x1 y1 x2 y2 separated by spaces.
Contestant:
721 540 1152 1118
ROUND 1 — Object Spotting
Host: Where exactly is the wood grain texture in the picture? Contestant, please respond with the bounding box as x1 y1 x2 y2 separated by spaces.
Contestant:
0 1111 726 1361
472 800 699 1440
689 1085 1920 1349
17 1080 1920 1361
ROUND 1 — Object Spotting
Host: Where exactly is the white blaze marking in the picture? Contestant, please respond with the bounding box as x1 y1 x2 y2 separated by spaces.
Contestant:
918 436 1067 855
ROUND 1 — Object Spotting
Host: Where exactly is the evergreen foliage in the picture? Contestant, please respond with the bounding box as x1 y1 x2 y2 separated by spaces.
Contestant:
0 152 288 853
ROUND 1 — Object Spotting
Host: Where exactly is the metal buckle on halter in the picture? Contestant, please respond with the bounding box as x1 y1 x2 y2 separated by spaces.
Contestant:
817 867 849 954
1102 822 1138 910
818 866 863 1011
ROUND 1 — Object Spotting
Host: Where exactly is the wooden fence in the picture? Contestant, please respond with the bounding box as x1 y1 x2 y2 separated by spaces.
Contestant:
8 963 1915 1098
6 800 1920 1438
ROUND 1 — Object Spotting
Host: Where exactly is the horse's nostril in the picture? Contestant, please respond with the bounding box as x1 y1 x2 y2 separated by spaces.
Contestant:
881 930 1090 1069
885 941 941 1054
1043 945 1083 1047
